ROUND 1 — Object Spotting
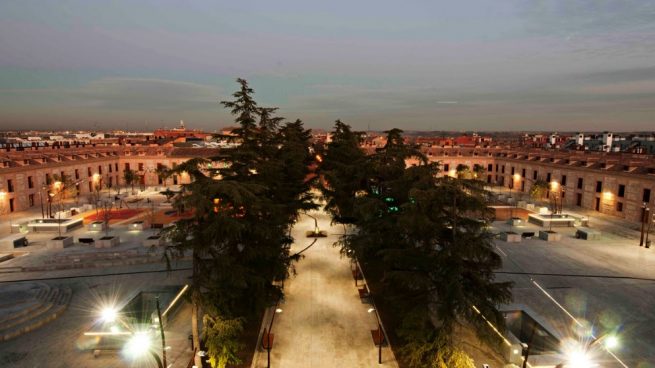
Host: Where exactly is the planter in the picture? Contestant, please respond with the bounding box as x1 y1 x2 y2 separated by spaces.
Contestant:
130 221 148 231
143 235 164 247
95 236 120 248
539 230 562 242
500 231 521 243
47 236 74 249
575 228 601 240
88 221 107 231
507 217 522 226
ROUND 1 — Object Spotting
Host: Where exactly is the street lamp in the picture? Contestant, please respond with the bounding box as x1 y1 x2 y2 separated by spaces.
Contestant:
367 307 383 364
262 306 283 368
124 331 163 368
640 202 650 247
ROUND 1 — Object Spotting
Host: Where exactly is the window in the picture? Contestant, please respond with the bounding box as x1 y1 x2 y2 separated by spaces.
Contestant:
576 193 582 206
7 179 13 192
618 184 625 198
617 202 623 212
109 164 112 173
98 165 102 174
495 164 499 172
561 175 567 186
577 178 583 189
125 163 130 171
138 163 144 171
115 163 118 171
46 173 51 185
501 165 505 174
9 198 14 212
88 167 92 177
533 170 538 180
28 176 33 189
75 169 79 180
644 188 652 203
487 164 492 172
596 181 602 193
595 197 600 211
173 175 178 185
522 168 526 177
443 164 449 172
546 173 551 182
511 167 515 175
29 194 35 207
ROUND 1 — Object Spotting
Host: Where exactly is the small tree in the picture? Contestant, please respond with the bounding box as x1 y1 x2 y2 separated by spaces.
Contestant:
100 200 113 237
455 164 471 179
529 179 549 202
123 169 138 195
472 164 485 179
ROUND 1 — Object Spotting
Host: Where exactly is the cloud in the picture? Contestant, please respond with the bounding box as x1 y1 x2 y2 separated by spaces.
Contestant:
69 78 222 111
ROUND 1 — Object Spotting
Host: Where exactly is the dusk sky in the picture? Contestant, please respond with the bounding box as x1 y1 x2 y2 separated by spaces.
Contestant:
1 1 654 131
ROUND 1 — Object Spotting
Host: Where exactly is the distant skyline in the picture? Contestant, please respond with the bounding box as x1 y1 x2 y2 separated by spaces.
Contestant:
1 1 654 131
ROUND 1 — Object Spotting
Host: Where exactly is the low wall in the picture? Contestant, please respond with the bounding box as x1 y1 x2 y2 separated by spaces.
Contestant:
489 206 532 221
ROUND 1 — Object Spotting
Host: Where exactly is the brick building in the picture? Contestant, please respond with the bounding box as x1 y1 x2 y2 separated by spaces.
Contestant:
0 144 219 213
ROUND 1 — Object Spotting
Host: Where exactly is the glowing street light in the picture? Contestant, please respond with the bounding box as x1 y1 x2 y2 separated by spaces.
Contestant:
100 306 118 323
124 331 163 368
566 349 593 367
604 335 619 349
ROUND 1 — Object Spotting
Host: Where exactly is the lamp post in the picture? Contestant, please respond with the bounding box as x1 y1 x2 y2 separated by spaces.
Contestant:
262 304 282 368
367 307 383 364
645 212 653 248
39 185 46 219
640 202 649 246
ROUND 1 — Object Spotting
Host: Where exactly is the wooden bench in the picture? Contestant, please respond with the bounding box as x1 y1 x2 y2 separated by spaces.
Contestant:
521 232 535 239
370 328 385 346
78 237 95 244
358 286 370 299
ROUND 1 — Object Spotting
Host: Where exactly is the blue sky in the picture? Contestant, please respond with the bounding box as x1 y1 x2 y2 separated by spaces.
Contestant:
1 0 654 131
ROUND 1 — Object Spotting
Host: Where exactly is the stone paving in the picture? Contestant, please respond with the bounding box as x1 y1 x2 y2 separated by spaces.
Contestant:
252 209 399 368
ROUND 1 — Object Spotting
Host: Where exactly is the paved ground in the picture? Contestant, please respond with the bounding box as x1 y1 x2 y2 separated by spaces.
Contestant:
0 186 194 367
493 218 655 367
0 271 193 368
252 209 399 368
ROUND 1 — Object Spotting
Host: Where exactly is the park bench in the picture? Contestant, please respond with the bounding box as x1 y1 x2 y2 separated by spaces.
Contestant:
521 232 535 239
358 286 370 299
78 237 95 245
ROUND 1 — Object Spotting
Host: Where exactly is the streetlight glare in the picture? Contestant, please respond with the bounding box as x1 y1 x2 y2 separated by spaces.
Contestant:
125 331 152 359
567 349 592 368
604 335 619 349
100 306 118 323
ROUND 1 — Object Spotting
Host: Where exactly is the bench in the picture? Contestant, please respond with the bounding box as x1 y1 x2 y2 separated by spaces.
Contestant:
521 232 535 239
358 286 370 299
151 223 164 229
78 238 95 244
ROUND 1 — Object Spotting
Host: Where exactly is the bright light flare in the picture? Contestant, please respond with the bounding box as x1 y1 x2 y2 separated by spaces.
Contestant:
604 335 619 349
567 349 593 368
100 306 118 323
124 331 152 359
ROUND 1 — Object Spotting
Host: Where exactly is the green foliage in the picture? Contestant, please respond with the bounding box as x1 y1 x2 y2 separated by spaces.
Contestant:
399 329 476 368
318 120 368 224
456 164 471 179
529 179 549 200
165 78 314 365
203 315 244 368
123 168 138 193
326 126 511 367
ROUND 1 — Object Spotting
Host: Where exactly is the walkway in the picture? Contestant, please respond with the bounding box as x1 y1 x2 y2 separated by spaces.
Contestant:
252 208 399 368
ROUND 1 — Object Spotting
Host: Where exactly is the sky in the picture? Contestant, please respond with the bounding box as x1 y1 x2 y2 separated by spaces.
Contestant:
1 0 654 132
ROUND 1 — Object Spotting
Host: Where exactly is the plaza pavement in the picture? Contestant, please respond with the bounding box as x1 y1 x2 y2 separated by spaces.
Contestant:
252 209 399 368
493 217 655 367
